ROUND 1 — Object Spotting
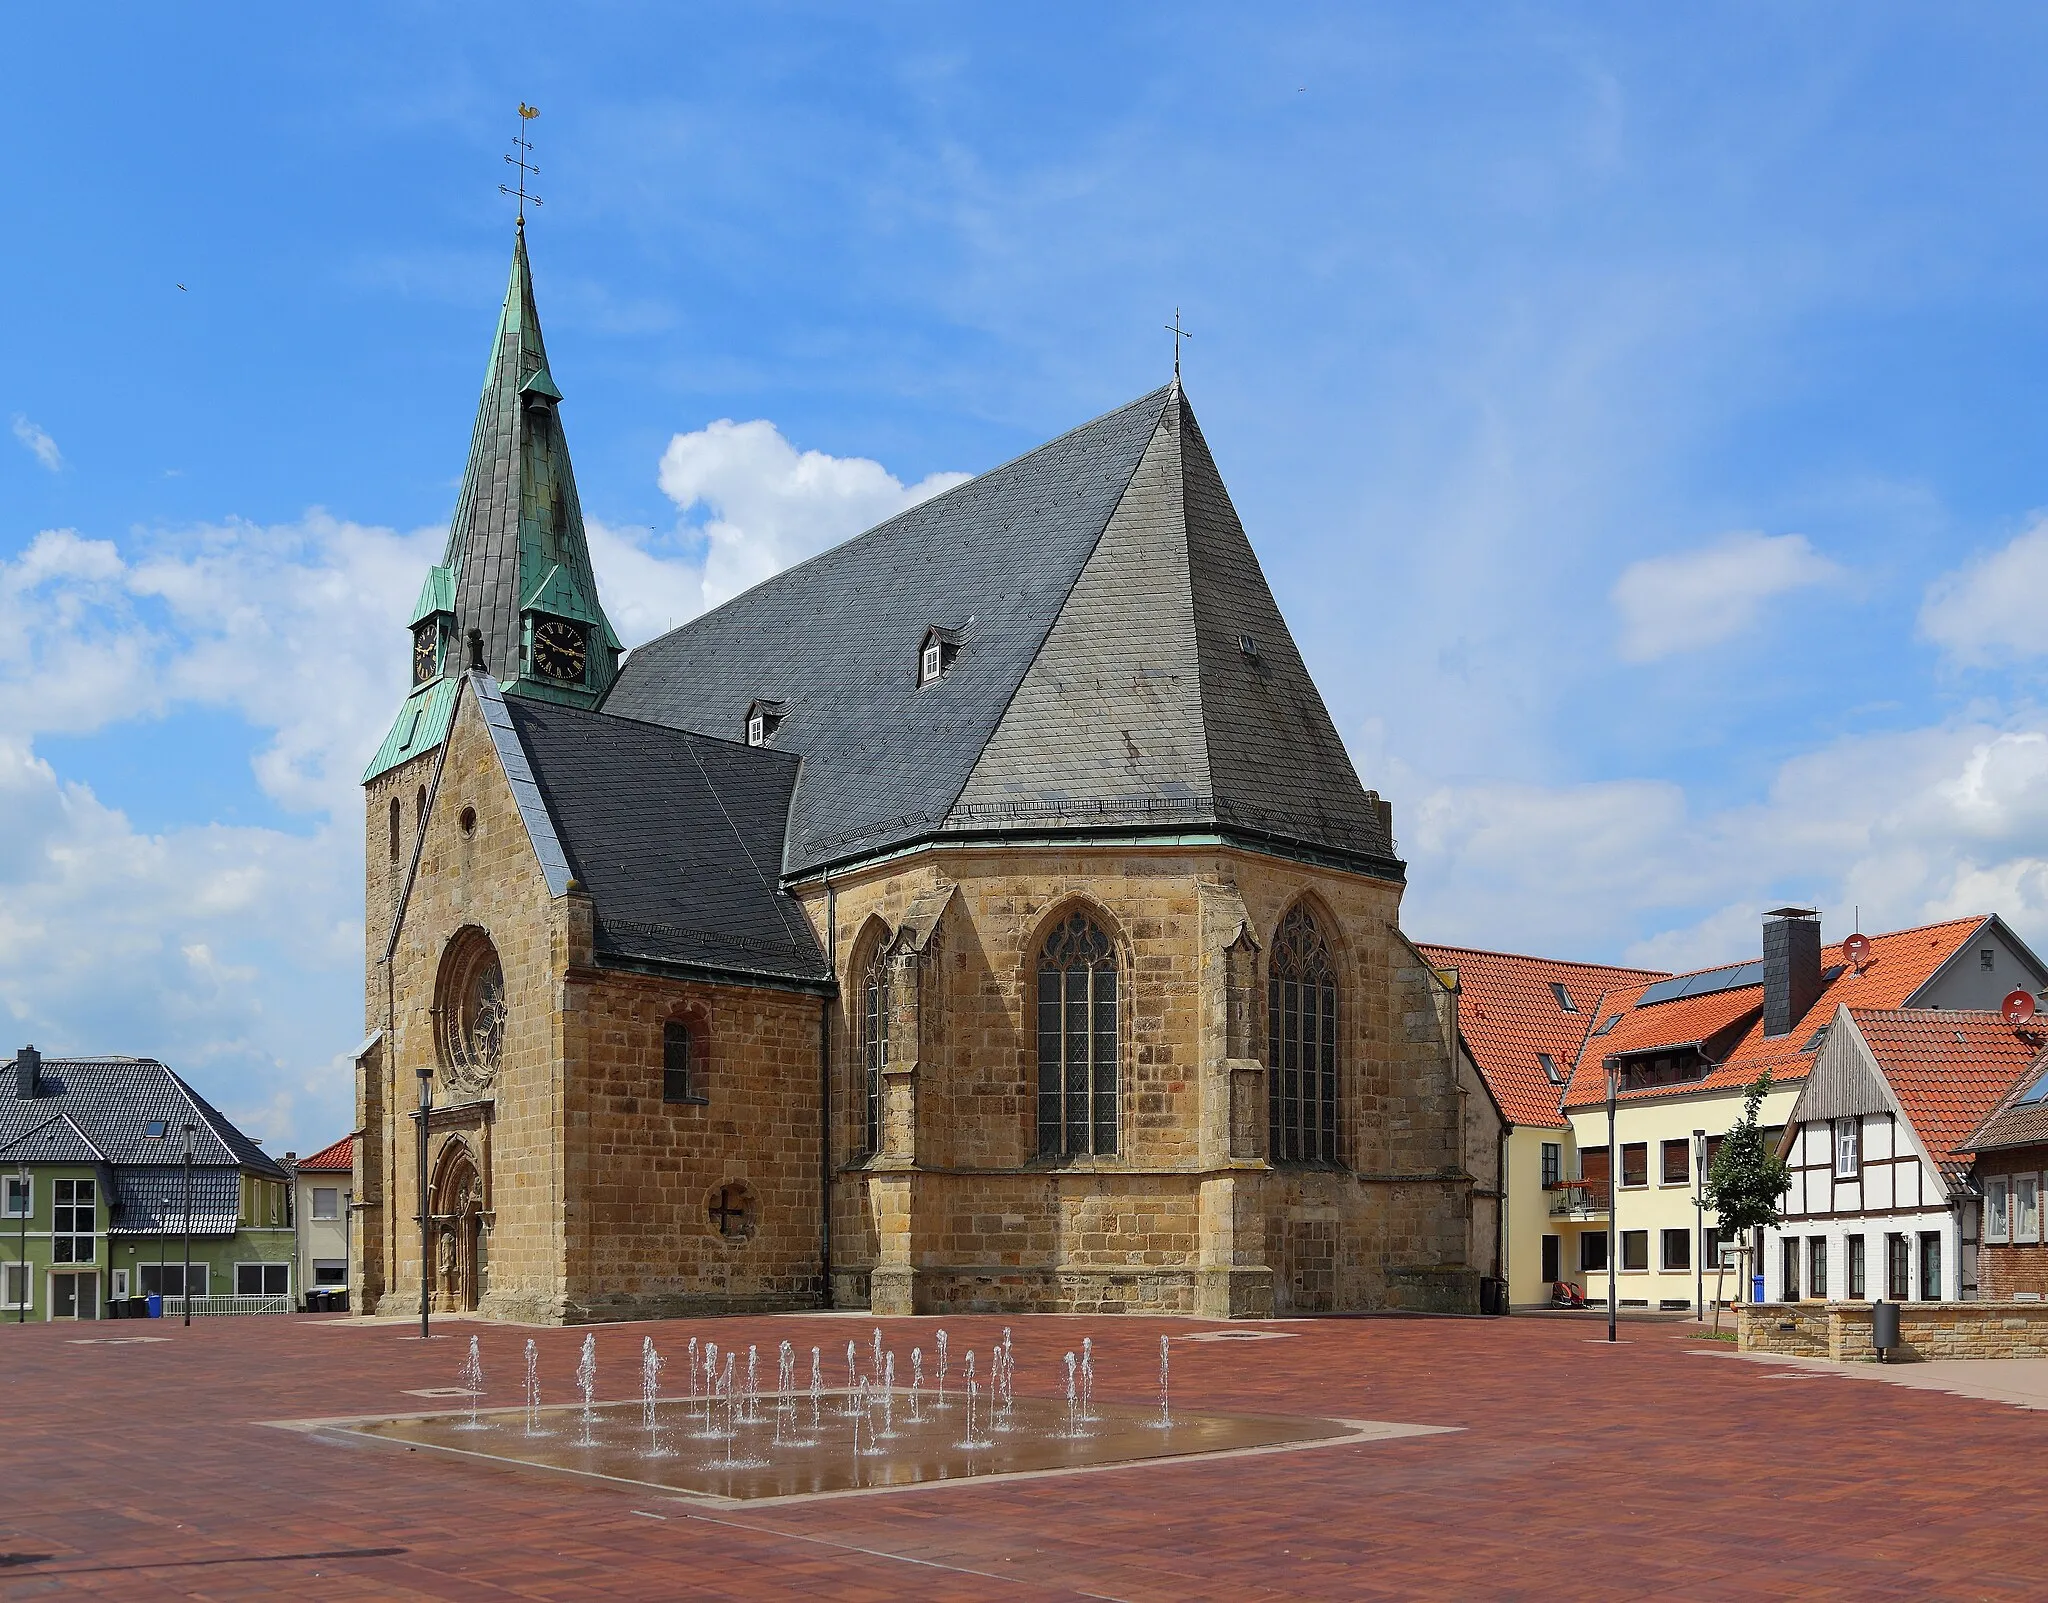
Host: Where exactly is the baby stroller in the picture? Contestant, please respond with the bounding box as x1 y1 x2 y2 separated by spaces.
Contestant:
1550 1280 1587 1308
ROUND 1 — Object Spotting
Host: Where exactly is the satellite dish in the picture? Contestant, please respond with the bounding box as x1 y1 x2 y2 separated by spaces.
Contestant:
2004 990 2037 1026
1843 932 1872 967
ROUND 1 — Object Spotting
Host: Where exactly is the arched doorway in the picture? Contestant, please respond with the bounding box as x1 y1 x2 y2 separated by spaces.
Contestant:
429 1140 485 1312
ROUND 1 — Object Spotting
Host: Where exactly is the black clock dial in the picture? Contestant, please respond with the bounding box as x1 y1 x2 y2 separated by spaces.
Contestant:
412 624 438 685
532 619 587 683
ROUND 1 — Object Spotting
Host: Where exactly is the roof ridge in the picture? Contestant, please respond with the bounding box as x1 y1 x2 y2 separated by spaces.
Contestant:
1416 941 1670 978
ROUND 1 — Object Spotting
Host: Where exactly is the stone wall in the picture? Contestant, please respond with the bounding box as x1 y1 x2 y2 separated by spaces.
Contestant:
1738 1300 2048 1360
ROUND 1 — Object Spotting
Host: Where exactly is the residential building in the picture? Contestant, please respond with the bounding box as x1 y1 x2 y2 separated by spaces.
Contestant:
1558 912 2047 1313
2 1048 295 1320
1962 1048 2048 1300
1768 1008 2040 1304
292 1133 354 1307
1417 944 1665 1306
353 222 1493 1323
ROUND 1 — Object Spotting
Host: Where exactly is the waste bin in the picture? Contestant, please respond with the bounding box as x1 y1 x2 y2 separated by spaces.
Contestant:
127 1296 150 1318
145 1294 162 1319
333 1289 349 1313
1751 1274 1766 1304
1872 1299 1900 1362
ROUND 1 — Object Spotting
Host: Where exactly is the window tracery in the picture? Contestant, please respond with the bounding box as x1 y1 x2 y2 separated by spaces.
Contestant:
437 931 507 1097
1269 905 1337 1164
1036 910 1119 1158
860 942 890 1157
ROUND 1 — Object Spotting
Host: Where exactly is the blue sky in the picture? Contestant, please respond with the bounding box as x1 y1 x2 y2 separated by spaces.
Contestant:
8 5 2048 1151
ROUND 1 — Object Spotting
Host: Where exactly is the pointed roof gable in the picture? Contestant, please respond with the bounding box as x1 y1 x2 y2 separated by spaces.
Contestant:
607 385 1395 877
1416 943 1668 1128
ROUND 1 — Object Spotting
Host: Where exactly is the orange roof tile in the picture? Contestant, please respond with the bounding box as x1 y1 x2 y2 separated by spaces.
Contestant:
297 1133 356 1172
1418 944 1667 1128
1561 916 1992 1111
1849 1008 2046 1184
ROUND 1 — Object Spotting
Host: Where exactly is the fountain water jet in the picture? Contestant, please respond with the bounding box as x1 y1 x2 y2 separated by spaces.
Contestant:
1081 1337 1097 1423
456 1335 485 1430
687 1336 700 1424
880 1351 897 1439
1154 1334 1172 1429
909 1348 924 1423
640 1338 666 1457
745 1346 761 1425
809 1347 822 1435
843 1340 861 1416
1064 1351 1079 1438
575 1334 598 1447
935 1330 949 1409
523 1338 546 1437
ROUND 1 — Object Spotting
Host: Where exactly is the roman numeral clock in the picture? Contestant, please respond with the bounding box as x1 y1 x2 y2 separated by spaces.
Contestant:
531 618 586 684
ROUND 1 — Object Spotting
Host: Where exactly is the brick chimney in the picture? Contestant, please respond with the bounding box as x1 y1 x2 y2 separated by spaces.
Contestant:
14 1044 41 1099
1763 909 1823 1038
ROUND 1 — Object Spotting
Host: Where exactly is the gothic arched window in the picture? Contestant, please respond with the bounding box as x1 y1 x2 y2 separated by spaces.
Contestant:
1036 911 1119 1158
436 931 507 1098
1269 905 1338 1165
860 943 890 1157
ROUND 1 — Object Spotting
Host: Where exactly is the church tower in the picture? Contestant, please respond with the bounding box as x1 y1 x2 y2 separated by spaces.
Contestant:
363 225 623 785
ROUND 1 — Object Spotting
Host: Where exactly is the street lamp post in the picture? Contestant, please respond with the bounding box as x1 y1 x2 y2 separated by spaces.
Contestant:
1693 1127 1708 1320
417 1063 433 1341
1607 1060 1619 1344
181 1121 196 1327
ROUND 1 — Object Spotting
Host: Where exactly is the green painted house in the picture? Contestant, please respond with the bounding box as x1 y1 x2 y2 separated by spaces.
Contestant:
2 1047 295 1321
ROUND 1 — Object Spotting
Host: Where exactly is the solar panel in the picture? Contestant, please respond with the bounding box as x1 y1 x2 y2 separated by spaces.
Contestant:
2017 1067 2048 1107
1636 960 1765 1009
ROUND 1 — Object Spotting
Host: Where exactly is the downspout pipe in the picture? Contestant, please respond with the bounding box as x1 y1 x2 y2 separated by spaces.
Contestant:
820 877 836 1309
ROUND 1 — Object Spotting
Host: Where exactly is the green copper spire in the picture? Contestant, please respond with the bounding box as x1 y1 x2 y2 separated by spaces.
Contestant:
366 230 622 783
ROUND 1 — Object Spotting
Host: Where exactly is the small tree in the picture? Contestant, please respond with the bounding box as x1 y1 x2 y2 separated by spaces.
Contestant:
1705 1072 1791 1307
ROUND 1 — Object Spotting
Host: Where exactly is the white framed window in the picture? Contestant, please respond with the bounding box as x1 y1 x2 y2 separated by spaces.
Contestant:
235 1263 291 1297
2 1262 28 1311
311 1187 340 1221
1987 1176 2012 1244
2018 1174 2042 1245
746 713 765 746
52 1179 95 1263
921 642 942 683
2 1174 28 1218
138 1263 208 1297
1834 1118 1860 1179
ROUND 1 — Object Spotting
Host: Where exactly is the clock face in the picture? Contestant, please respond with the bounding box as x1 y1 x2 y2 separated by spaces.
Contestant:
412 624 438 685
532 618 587 683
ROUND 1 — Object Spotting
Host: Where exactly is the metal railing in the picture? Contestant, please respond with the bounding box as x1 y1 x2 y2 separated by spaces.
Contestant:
1547 1182 1610 1217
158 1293 291 1317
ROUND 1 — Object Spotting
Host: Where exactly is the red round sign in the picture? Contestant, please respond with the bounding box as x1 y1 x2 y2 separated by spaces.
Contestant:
2004 990 2037 1025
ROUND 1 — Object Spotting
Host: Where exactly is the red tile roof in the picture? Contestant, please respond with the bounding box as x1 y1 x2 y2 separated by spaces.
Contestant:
1417 944 1667 1128
1560 916 1992 1111
296 1133 355 1172
1849 1008 2047 1184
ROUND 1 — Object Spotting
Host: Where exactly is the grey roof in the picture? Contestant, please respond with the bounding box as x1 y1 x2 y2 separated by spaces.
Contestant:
2 1113 105 1166
607 385 1396 877
0 1056 285 1177
504 698 831 985
107 1168 241 1236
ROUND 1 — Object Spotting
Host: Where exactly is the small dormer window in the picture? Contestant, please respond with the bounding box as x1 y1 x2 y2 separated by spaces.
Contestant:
745 699 785 746
918 626 962 686
1550 982 1578 1013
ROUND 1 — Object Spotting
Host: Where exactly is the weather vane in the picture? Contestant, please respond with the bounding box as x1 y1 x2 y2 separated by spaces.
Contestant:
1165 306 1193 380
500 103 543 228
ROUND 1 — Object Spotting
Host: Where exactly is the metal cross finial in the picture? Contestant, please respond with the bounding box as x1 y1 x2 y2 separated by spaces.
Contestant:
499 103 543 228
1164 306 1193 379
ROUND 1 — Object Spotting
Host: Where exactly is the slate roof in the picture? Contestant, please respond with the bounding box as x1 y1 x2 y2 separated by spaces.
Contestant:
1 1056 284 1175
1559 917 1992 1111
607 385 1394 878
1850 1009 2048 1185
108 1168 241 1236
504 697 830 985
297 1134 356 1173
1 1112 106 1165
1415 944 1667 1128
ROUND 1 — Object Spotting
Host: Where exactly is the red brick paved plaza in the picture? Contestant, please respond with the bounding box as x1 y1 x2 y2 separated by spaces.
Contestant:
2 1309 2041 1599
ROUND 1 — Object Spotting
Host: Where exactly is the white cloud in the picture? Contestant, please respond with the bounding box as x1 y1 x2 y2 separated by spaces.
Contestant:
657 418 967 611
1610 531 1840 663
11 414 63 472
1919 514 2048 666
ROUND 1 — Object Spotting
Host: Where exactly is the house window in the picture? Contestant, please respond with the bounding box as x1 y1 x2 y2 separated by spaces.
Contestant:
917 630 959 684
1580 1232 1608 1272
2018 1174 2042 1244
1781 1237 1801 1301
1834 1119 1860 1179
1847 1234 1866 1299
1268 905 1338 1165
313 1260 347 1287
921 642 943 683
1661 1139 1688 1185
861 945 890 1157
1982 948 1996 972
1801 1024 1828 1053
1703 1133 1724 1174
662 1020 701 1105
1550 982 1578 1013
1987 1177 2012 1244
311 1187 340 1221
1592 1013 1621 1036
1703 1224 1731 1270
1808 1236 1828 1301
1038 911 1119 1158
1660 1228 1690 1271
235 1263 290 1297
1541 1142 1562 1188
1537 1052 1561 1083
1886 1234 1910 1301
139 1264 208 1297
747 713 766 746
1620 1143 1648 1188
2 1175 27 1219
1919 1232 1943 1301
1 1262 28 1311
1620 1230 1648 1272
1579 1144 1610 1209
388 798 401 862
52 1179 94 1264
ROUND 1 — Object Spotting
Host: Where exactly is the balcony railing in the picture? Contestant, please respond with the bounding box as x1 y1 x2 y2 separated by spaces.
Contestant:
1547 1181 1610 1218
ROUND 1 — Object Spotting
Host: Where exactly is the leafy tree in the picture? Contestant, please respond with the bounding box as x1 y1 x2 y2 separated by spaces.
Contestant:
1705 1073 1791 1300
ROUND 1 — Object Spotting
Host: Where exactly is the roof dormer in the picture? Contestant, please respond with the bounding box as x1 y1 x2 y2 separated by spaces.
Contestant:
745 698 786 747
918 625 963 686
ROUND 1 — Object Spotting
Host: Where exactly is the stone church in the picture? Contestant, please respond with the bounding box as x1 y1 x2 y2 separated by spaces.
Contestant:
352 226 1497 1324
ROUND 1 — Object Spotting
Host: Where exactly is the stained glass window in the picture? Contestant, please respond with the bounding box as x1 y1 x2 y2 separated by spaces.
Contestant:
1036 912 1118 1158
